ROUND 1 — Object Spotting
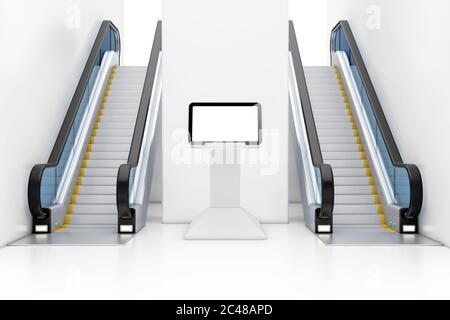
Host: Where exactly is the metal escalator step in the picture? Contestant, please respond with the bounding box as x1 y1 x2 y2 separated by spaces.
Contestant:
305 73 336 79
97 116 137 123
106 90 143 97
87 152 128 160
308 85 341 92
333 168 368 177
311 97 346 104
313 109 349 116
92 136 132 144
316 122 353 129
303 66 335 72
81 176 117 185
335 186 374 195
321 144 360 152
96 122 135 129
106 97 141 104
327 159 366 168
323 152 362 160
82 168 118 177
309 91 343 98
333 214 381 225
334 204 379 214
104 102 140 109
84 160 124 168
88 144 131 152
78 185 115 195
318 129 355 137
70 214 117 225
108 85 144 93
334 176 371 185
311 102 347 109
319 137 358 144
335 195 376 204
305 79 340 86
74 195 116 204
314 115 350 122
109 80 145 87
101 109 138 116
94 129 134 137
71 204 117 214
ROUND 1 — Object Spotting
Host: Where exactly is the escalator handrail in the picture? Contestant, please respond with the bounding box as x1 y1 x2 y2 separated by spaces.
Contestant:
289 21 334 220
28 20 120 220
330 20 422 220
116 21 162 221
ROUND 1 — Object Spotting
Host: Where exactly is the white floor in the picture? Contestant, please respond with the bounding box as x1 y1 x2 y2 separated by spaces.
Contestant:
0 204 449 300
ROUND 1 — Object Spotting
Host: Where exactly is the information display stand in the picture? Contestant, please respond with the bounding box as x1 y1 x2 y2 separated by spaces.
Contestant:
185 103 266 240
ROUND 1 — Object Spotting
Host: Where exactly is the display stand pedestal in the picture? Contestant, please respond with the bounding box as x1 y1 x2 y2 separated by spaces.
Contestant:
185 149 266 240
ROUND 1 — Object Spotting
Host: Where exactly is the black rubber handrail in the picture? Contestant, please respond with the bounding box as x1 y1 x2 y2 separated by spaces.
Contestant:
331 21 422 220
289 21 334 223
116 21 162 226
28 21 120 223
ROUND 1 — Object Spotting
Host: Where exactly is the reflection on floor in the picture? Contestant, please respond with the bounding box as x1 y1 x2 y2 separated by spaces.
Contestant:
0 204 449 299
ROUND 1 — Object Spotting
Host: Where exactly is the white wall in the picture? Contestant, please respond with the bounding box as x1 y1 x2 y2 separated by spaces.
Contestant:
327 0 450 246
0 0 124 246
122 0 328 204
123 0 161 66
162 0 289 223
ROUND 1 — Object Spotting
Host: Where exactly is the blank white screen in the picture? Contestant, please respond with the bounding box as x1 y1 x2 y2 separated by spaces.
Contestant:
191 106 259 143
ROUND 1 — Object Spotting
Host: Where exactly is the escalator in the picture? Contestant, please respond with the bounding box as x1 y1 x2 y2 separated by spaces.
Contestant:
289 20 436 245
304 66 385 229
58 66 146 232
19 20 162 244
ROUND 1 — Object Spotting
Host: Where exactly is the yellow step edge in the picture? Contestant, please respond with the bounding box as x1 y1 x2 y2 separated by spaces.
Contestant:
360 151 367 161
58 66 116 232
363 159 369 168
373 194 380 204
335 64 397 233
376 204 383 215
371 185 377 195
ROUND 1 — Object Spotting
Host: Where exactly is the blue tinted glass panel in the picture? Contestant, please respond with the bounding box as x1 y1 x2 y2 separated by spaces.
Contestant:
40 25 119 208
331 26 410 208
